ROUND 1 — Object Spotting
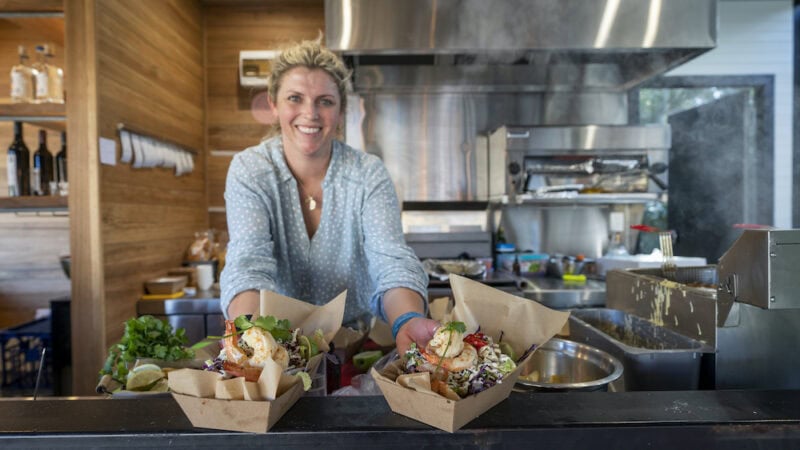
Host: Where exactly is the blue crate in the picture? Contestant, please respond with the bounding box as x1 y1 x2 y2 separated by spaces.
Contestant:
0 318 53 391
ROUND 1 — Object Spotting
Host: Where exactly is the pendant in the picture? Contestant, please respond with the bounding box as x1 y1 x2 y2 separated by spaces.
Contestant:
307 196 317 211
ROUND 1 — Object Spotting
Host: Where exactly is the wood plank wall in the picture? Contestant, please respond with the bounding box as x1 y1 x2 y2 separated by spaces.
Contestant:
0 15 69 329
96 0 205 351
66 0 206 395
204 0 325 233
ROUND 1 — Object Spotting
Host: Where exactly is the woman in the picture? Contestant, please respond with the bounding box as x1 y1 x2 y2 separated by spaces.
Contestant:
221 39 438 353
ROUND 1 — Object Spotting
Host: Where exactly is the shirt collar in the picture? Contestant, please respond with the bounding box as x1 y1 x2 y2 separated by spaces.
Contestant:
268 136 340 187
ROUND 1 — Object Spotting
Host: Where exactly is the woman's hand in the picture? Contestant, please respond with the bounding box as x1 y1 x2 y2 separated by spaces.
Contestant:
395 316 440 355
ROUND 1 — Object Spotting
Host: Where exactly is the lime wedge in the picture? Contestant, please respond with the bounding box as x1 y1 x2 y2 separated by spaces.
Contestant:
353 350 383 372
126 369 165 391
131 363 163 374
498 342 516 360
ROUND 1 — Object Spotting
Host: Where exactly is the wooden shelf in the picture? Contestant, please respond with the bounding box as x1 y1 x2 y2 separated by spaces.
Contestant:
0 100 65 116
0 100 66 131
0 195 67 212
0 0 63 14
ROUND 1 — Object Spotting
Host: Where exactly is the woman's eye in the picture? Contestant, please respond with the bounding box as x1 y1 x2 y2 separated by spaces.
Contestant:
319 98 335 107
287 95 301 102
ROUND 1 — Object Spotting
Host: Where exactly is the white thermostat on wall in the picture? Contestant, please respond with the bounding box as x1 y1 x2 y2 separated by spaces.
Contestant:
239 50 278 87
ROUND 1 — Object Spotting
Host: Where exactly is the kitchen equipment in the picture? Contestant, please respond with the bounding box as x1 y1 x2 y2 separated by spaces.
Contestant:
405 231 492 261
568 309 711 391
606 229 800 389
516 338 622 392
145 276 188 295
488 125 671 202
422 259 485 280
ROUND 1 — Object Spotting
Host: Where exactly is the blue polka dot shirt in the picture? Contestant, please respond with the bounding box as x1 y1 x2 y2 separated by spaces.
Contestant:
220 137 428 325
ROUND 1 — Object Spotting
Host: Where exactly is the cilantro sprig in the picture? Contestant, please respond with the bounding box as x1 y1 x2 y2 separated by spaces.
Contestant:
232 315 293 341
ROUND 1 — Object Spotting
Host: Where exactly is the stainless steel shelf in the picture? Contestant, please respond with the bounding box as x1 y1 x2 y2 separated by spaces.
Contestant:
491 192 659 206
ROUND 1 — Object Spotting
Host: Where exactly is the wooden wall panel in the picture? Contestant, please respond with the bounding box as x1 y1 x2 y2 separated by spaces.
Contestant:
95 0 205 354
65 0 104 396
204 0 324 221
207 152 232 206
63 0 206 395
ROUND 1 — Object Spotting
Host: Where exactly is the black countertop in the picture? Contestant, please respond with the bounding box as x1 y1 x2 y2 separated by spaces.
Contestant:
1 390 799 449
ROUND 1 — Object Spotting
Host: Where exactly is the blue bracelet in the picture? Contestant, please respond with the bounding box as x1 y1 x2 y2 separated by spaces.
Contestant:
391 311 425 340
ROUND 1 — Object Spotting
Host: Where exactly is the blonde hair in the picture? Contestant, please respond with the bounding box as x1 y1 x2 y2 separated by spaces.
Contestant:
268 38 351 113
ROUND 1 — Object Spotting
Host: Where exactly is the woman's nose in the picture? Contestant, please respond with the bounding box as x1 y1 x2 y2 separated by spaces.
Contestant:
303 101 320 119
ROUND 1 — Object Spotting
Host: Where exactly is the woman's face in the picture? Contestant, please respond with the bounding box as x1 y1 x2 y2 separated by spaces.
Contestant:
270 67 342 159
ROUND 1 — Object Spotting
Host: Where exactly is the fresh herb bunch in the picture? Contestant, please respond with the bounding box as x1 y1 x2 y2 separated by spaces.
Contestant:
100 315 195 383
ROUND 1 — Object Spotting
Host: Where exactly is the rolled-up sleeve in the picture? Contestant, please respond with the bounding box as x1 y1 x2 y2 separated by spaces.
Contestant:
220 153 279 318
360 162 428 320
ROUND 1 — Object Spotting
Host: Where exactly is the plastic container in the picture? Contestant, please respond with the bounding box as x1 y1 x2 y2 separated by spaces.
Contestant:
0 318 52 392
497 252 548 276
568 309 711 391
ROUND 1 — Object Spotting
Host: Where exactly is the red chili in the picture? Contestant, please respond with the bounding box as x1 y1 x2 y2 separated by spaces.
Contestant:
463 332 488 350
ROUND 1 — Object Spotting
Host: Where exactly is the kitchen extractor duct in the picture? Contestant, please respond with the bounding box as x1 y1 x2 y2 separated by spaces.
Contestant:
325 0 717 92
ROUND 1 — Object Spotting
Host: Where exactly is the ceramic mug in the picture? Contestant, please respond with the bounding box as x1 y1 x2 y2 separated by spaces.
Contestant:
195 262 214 291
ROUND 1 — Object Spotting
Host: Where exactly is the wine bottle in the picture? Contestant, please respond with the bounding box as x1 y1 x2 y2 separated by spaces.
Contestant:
32 45 49 104
55 131 67 196
7 122 30 196
33 129 54 195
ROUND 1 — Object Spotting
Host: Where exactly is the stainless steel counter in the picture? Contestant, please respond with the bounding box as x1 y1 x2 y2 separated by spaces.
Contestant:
137 289 225 344
137 275 605 343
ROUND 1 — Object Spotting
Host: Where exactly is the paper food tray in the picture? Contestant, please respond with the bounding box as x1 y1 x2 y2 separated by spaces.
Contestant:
373 274 569 432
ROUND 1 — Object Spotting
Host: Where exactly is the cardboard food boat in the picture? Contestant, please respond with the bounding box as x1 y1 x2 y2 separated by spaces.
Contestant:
372 275 570 432
169 290 345 433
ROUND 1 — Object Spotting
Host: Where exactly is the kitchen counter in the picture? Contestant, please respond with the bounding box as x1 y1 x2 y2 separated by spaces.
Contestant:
1 390 798 448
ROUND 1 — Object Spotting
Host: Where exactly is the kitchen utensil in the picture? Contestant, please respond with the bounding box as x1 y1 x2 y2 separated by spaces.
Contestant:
145 276 188 295
516 338 623 392
631 224 662 233
659 231 676 278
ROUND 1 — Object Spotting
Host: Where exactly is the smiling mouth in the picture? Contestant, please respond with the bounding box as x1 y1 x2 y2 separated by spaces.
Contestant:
297 125 321 134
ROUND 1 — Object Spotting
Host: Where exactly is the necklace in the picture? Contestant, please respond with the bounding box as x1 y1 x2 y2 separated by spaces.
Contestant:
296 179 320 211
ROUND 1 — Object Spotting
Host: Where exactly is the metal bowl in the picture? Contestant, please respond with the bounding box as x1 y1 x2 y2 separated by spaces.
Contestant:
516 338 623 392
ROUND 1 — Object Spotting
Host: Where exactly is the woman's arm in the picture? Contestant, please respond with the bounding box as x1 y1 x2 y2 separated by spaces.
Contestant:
226 290 260 318
220 151 280 318
383 287 440 354
358 156 435 352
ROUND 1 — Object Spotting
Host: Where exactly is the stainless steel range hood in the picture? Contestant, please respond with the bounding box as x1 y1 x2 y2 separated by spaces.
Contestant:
325 0 717 92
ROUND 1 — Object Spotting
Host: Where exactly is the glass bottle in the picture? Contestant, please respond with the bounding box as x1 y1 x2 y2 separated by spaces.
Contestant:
10 46 35 103
32 129 54 195
55 131 68 196
33 45 49 103
44 44 64 104
7 122 30 196
605 211 629 257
